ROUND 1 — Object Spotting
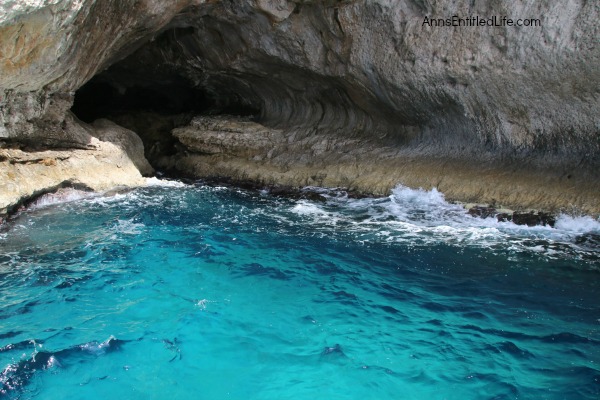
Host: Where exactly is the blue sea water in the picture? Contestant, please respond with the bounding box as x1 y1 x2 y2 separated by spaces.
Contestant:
0 181 599 399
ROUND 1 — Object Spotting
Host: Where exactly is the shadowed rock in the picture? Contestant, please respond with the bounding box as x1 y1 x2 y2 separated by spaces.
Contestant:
468 206 497 219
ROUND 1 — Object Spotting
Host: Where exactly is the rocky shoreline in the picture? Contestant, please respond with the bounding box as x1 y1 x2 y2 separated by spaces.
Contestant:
1 112 598 224
0 166 563 229
0 118 151 219
154 115 599 216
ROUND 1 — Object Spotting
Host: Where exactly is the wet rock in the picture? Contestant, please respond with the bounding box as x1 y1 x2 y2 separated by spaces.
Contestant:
497 213 513 223
511 212 556 227
268 185 299 197
267 186 328 202
346 191 373 200
468 206 497 219
301 191 327 202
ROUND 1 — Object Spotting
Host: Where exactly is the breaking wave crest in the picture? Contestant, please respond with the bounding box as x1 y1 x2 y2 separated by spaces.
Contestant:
6 182 599 263
289 185 600 262
27 188 97 210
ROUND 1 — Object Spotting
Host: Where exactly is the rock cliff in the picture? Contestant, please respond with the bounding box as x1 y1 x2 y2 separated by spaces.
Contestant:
1 0 599 216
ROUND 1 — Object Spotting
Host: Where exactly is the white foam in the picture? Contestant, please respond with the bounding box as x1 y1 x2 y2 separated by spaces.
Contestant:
28 188 97 210
288 184 600 257
114 219 145 235
80 335 117 355
554 214 600 234
390 185 450 208
196 299 216 310
145 177 188 188
291 201 329 216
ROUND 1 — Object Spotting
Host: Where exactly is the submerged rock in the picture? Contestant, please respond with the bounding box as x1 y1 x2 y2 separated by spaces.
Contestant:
497 213 512 223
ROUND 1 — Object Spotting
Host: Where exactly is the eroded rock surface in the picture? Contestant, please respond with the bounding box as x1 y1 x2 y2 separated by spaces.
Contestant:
172 116 285 156
0 117 151 215
0 0 194 213
162 115 599 214
1 0 599 215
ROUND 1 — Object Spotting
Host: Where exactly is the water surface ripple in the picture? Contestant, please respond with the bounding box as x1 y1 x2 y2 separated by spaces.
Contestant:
0 183 598 399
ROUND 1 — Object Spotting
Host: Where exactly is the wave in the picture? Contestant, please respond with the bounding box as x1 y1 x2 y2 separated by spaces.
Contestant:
289 185 600 260
0 336 125 396
9 181 599 262
27 188 98 210
21 178 186 213
144 177 188 188
554 215 600 233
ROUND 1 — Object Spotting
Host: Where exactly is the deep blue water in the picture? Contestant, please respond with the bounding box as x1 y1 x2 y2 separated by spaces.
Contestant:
1 181 599 399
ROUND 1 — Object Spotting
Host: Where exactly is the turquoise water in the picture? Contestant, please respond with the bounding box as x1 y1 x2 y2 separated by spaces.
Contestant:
1 181 599 399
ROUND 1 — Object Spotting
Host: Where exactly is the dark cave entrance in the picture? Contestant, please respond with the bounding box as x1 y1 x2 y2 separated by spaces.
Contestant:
71 71 261 125
71 77 212 124
71 74 206 165
70 26 262 167
71 71 261 165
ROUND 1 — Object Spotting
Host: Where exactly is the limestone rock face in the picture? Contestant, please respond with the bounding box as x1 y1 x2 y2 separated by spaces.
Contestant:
1 0 599 214
0 0 202 143
0 0 191 213
91 119 154 176
161 115 599 214
136 0 599 163
172 116 284 156
253 0 296 22
0 118 151 215
0 0 201 92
